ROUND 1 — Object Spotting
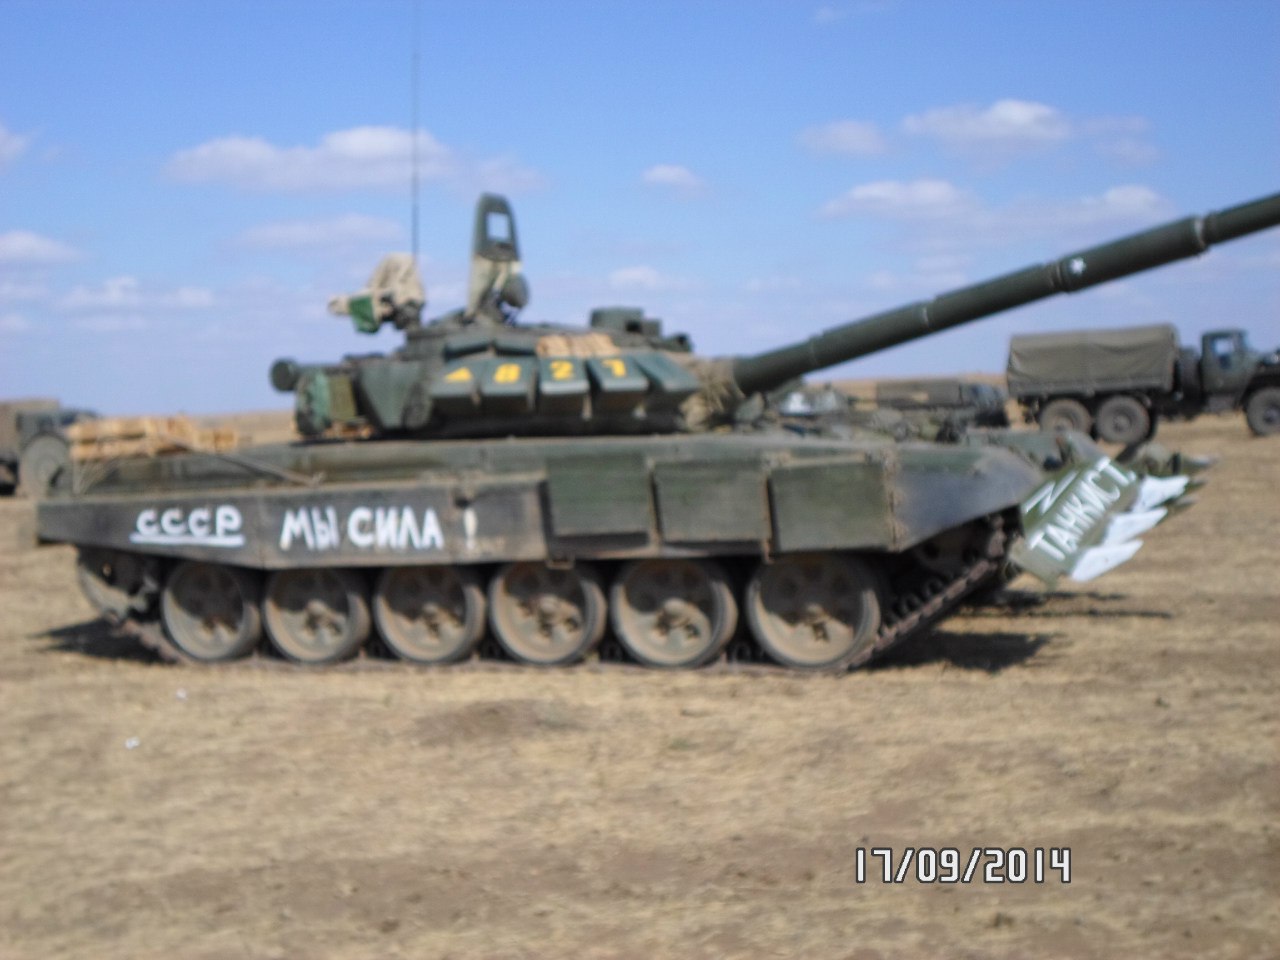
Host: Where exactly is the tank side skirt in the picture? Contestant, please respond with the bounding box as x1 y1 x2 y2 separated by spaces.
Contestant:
40 445 1031 568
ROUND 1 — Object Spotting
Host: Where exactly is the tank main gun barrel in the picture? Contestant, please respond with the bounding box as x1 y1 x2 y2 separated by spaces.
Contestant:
731 191 1280 395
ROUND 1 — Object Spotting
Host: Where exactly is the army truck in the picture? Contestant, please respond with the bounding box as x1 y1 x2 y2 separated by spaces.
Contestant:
1008 324 1280 442
0 399 94 497
35 190 1280 672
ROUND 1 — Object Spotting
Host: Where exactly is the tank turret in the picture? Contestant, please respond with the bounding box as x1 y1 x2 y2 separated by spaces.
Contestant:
273 194 697 439
274 192 1280 441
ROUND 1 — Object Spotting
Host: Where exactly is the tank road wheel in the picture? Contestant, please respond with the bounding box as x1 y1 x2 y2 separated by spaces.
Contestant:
17 434 71 499
1245 387 1280 436
263 568 371 665
373 566 486 665
745 554 882 671
610 559 738 668
488 562 606 666
1095 395 1151 445
1038 398 1092 435
161 561 262 662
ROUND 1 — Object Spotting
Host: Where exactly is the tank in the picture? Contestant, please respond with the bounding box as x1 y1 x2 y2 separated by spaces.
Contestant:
37 191 1280 672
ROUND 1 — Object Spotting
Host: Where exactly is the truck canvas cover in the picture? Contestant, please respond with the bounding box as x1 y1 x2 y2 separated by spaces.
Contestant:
1006 324 1179 397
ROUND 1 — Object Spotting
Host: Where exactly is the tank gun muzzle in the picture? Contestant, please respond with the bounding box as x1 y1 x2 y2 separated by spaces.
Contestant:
731 191 1280 395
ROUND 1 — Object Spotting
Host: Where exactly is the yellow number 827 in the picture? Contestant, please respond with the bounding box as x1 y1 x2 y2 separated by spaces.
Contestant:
493 363 522 384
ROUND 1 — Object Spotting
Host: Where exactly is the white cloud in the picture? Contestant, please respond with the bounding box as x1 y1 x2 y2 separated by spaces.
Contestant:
474 156 548 193
73 315 148 333
609 265 664 290
608 265 690 291
900 100 1159 167
61 276 143 310
798 120 886 156
819 181 1176 266
813 2 892 23
167 126 547 195
0 230 80 264
0 312 32 333
963 185 1170 239
1052 185 1168 226
1080 115 1151 138
0 279 48 303
819 179 976 219
813 5 848 24
1094 137 1161 166
641 164 705 194
0 122 31 170
863 254 972 293
745 275 802 293
238 214 404 250
60 276 215 311
171 287 216 308
903 99 1071 146
166 126 457 191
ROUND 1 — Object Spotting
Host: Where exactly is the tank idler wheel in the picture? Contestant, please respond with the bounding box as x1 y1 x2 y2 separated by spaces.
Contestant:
488 562 606 666
610 558 738 668
263 568 371 665
1245 386 1280 436
1038 398 1092 435
373 565 486 665
1095 395 1151 445
161 561 262 662
78 548 159 622
746 554 882 671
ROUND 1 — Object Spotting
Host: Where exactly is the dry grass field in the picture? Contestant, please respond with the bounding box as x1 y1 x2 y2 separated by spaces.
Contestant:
0 414 1276 959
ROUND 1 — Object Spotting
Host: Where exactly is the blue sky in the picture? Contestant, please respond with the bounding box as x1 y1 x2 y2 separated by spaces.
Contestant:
2 0 1278 415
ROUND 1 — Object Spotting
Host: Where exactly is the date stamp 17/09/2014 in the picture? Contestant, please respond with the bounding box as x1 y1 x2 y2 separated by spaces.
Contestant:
855 847 1071 884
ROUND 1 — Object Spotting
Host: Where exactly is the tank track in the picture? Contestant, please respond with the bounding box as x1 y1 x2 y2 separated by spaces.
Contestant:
113 548 1001 675
716 554 999 671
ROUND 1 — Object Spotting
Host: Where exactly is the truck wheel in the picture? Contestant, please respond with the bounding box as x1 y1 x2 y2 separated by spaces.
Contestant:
1095 395 1151 445
1245 387 1280 436
1038 398 1091 434
17 434 70 499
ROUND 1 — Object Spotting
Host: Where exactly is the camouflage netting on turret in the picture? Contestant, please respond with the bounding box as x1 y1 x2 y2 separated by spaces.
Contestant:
328 254 426 332
678 357 746 431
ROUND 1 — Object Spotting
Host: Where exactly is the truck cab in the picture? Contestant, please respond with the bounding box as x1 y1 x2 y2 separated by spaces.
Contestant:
1199 329 1261 403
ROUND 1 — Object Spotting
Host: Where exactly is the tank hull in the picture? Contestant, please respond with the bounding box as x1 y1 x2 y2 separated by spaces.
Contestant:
38 433 1042 569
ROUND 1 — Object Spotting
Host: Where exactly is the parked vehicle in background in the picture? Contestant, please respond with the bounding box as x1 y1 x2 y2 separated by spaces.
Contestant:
1007 324 1280 443
0 400 96 498
872 377 1010 428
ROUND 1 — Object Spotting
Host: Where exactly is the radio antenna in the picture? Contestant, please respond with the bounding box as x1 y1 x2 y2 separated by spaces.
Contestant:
409 0 421 263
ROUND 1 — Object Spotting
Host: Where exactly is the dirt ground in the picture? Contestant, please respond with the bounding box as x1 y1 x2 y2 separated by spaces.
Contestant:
0 414 1276 960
